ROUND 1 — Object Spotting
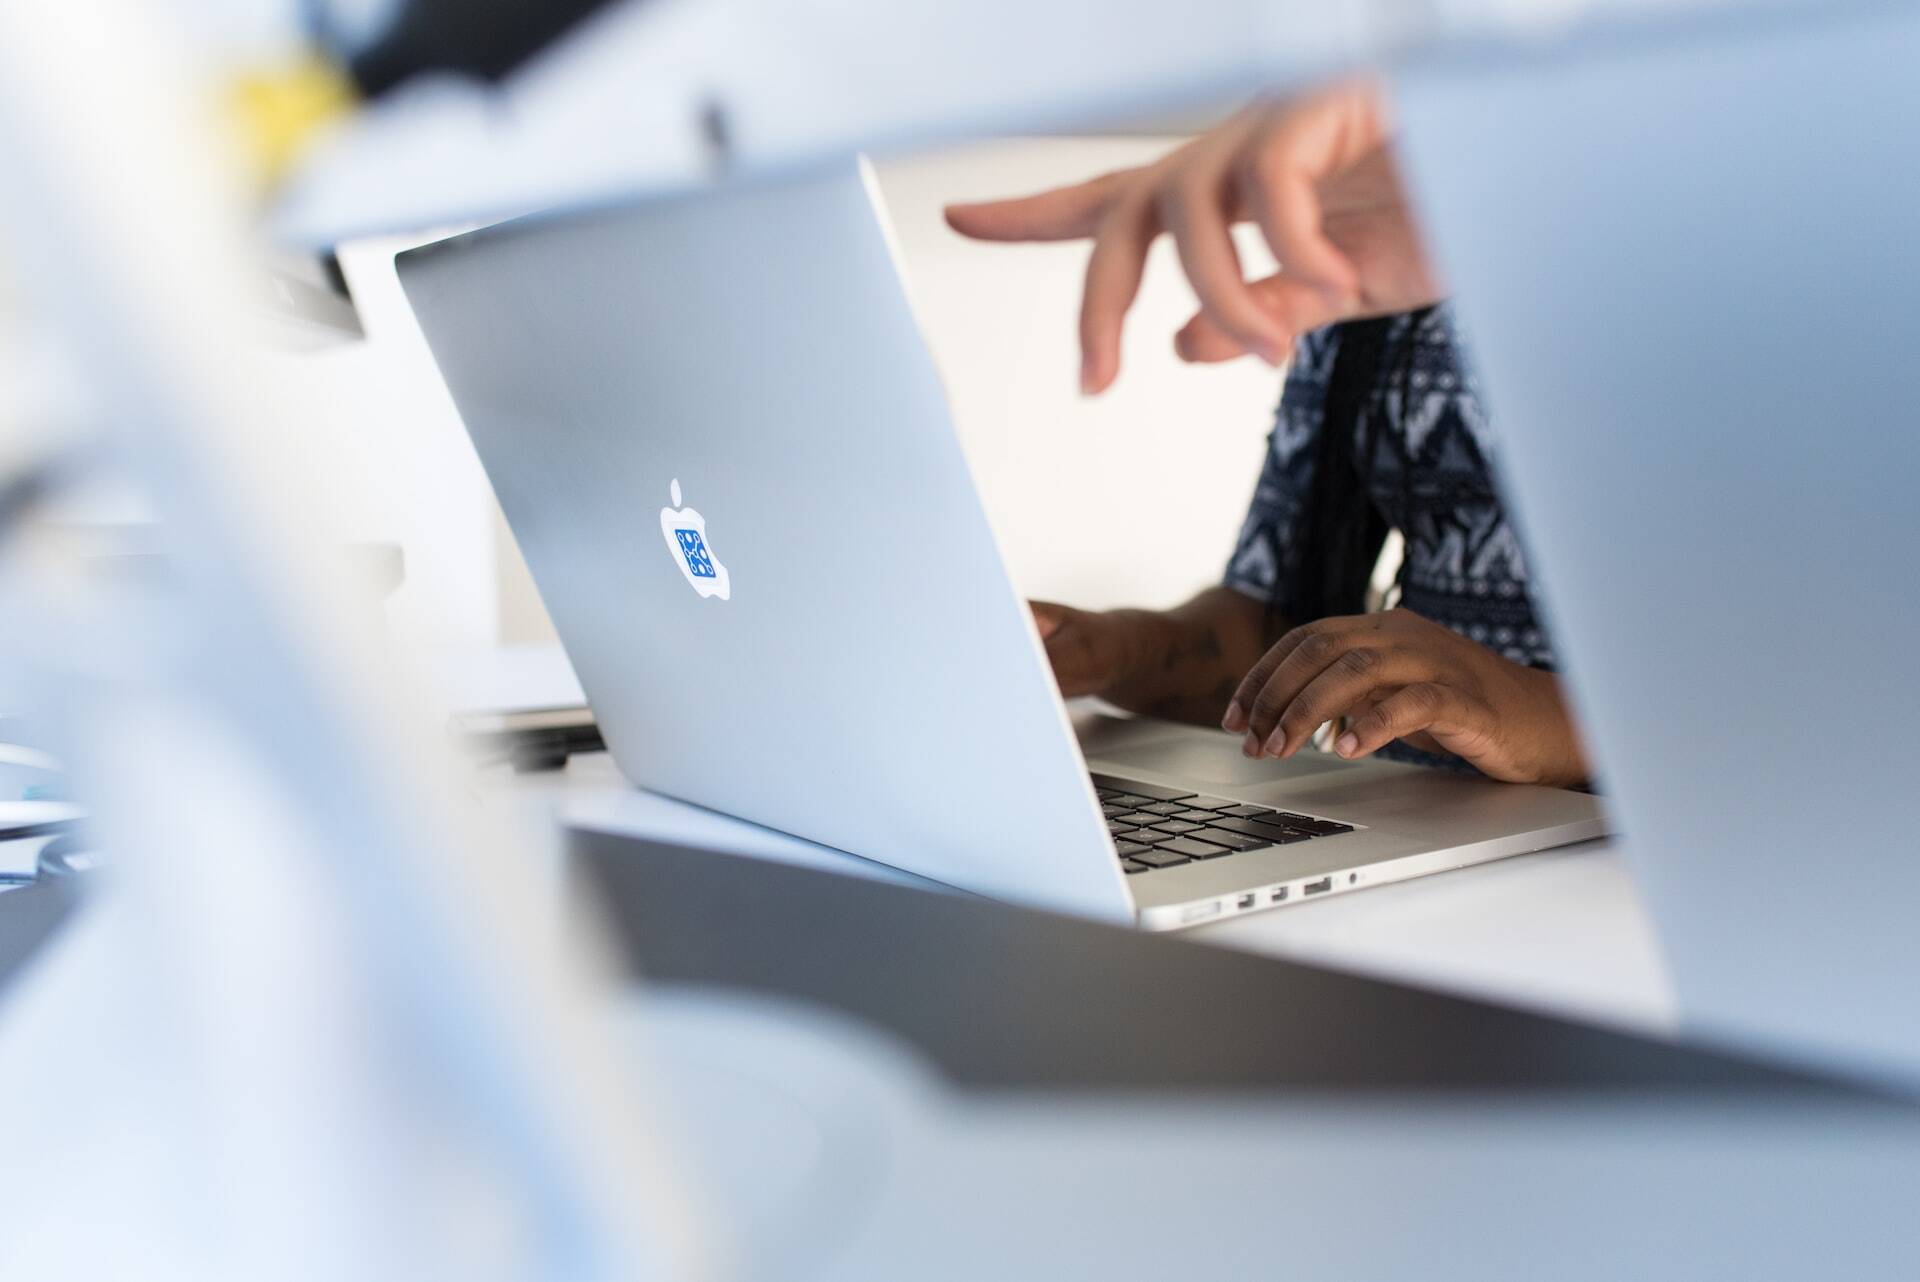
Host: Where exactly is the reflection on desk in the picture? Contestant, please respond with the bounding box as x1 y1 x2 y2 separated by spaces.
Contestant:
482 744 1675 1034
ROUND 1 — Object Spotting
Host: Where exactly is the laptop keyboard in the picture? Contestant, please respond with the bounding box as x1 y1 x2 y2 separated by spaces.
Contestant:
1091 772 1354 875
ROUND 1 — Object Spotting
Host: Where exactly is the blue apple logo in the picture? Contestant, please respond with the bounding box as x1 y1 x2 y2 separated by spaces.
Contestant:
659 478 731 600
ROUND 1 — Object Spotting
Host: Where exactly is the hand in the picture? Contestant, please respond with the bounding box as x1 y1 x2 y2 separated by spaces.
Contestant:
1220 609 1589 788
1030 599 1133 699
943 79 1442 394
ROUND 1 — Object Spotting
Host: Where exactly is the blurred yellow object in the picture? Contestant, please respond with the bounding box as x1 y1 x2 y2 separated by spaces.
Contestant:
229 55 359 189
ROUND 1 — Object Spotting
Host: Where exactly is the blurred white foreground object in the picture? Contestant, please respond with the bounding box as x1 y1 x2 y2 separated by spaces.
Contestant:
0 3 705 1278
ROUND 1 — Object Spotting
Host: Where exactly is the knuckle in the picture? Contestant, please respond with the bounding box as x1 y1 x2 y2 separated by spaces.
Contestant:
1280 705 1321 739
1153 183 1185 226
1230 679 1264 713
1402 682 1447 716
1300 633 1343 667
1162 174 1219 234
1336 647 1380 679
1249 680 1286 713
1092 200 1138 242
1234 149 1271 195
1250 684 1290 722
1167 156 1211 196
1245 148 1289 193
1346 713 1385 745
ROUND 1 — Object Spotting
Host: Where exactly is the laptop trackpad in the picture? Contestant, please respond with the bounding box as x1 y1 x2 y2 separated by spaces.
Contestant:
1094 737 1359 787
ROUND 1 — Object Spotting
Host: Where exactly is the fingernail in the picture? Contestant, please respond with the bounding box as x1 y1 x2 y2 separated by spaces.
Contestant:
1222 703 1247 732
1263 728 1288 757
1242 732 1262 758
1255 336 1288 367
1079 354 1099 395
1335 733 1360 757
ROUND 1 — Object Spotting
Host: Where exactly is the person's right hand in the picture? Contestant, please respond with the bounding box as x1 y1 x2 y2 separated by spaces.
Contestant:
944 78 1443 394
1030 599 1133 699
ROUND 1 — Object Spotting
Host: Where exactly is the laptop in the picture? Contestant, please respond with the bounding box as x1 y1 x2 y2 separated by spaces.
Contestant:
396 161 1603 930
1390 3 1920 1075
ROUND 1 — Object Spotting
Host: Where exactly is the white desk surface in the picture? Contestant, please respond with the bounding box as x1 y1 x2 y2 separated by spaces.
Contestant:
443 644 1678 1037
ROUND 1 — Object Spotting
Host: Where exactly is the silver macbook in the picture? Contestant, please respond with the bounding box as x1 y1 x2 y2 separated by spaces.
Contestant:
397 161 1603 930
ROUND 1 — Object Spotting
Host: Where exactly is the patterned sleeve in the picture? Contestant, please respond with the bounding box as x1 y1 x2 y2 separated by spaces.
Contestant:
1222 325 1342 619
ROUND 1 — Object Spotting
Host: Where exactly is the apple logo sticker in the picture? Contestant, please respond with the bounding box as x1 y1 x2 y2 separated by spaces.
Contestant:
660 478 731 600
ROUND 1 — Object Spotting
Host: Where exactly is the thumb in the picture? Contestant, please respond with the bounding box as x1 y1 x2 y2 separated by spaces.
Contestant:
1172 272 1345 364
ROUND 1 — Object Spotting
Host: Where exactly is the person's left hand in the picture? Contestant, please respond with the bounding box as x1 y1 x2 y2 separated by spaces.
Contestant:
1220 609 1590 788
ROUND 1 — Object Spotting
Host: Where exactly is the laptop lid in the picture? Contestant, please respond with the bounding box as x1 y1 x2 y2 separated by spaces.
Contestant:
398 162 1132 923
1394 4 1920 1077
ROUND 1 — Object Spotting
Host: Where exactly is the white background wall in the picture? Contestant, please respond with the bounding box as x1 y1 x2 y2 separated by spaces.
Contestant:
284 137 1284 650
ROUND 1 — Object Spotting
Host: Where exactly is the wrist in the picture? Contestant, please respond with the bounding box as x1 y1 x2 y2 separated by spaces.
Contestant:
1092 608 1174 701
1512 666 1590 789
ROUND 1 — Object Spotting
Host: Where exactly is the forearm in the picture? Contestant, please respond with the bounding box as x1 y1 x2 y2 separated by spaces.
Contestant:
1100 586 1284 726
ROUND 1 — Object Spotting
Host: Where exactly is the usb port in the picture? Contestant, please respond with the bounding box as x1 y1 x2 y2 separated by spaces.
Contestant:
1236 893 1257 910
1304 876 1333 896
1270 886 1289 903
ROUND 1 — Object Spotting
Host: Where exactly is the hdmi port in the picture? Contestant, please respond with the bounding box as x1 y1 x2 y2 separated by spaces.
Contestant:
1304 877 1333 896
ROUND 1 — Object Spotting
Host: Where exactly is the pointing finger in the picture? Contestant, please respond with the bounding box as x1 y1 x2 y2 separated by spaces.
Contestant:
944 170 1132 243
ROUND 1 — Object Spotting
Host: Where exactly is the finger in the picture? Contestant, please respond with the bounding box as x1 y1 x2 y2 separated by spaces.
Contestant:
1174 272 1344 364
1239 97 1366 301
1223 628 1308 733
1079 196 1159 394
944 171 1130 243
1222 616 1368 738
1239 618 1381 752
1028 599 1067 640
1159 173 1288 366
1242 152 1359 303
1259 647 1436 758
1334 682 1479 759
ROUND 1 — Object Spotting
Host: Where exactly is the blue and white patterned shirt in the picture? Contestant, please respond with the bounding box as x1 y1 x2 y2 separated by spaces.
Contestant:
1225 304 1556 671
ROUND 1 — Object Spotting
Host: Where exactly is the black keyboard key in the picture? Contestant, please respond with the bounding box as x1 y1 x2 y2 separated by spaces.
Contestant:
1139 801 1192 816
1100 804 1130 818
1121 859 1153 874
1222 804 1279 819
1174 808 1223 823
1132 849 1192 869
1196 827 1272 852
1111 810 1163 826
1096 788 1131 802
1179 795 1242 811
1209 816 1313 845
1114 839 1154 858
1147 819 1204 835
1152 836 1233 860
1088 774 1194 802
